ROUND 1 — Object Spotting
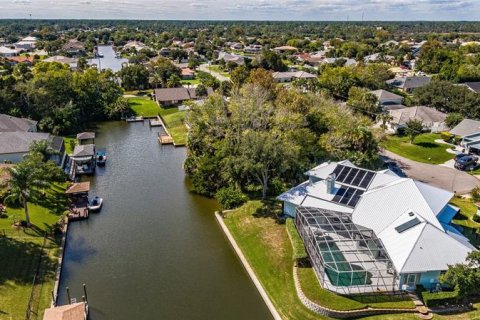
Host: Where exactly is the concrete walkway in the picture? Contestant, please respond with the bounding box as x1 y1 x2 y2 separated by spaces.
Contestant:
381 150 480 194
198 64 230 82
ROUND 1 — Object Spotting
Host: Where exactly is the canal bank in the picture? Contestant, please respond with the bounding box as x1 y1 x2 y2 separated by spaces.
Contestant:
58 121 272 319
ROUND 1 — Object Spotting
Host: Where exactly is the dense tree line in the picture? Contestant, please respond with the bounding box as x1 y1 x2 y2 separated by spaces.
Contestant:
185 69 379 200
0 61 123 134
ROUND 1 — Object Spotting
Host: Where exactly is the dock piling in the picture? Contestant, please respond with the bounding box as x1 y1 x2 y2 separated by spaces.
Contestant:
83 283 88 302
66 286 71 304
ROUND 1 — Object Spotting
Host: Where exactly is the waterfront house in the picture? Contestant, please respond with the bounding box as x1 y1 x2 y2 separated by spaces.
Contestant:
44 56 79 70
0 132 65 164
386 76 431 94
0 114 37 132
278 160 475 294
43 302 88 320
154 87 213 106
387 106 447 133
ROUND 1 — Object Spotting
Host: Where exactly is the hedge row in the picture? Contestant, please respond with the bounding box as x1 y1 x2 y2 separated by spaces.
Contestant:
286 218 308 261
421 290 459 307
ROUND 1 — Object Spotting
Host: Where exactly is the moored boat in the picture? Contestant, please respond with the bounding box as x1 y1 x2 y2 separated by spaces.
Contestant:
88 196 103 212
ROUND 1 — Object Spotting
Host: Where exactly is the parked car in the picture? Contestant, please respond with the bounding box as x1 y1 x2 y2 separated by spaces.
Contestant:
454 153 469 161
454 155 479 171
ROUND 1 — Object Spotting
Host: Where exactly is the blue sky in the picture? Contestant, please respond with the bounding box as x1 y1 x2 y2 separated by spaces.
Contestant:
1 0 478 20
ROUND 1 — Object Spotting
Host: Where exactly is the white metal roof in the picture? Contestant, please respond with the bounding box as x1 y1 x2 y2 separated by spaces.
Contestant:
352 178 448 234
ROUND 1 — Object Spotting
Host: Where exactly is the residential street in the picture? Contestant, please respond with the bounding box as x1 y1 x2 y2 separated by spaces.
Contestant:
381 149 480 194
198 63 230 82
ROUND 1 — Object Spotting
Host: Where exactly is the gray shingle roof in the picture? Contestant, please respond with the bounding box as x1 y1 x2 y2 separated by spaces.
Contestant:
0 132 50 154
450 119 480 137
0 114 37 132
464 82 480 94
370 89 403 101
386 76 431 90
76 132 95 140
154 87 213 103
389 106 446 126
73 144 95 157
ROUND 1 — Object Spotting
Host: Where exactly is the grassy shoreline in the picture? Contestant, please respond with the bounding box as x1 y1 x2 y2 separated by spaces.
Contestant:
222 201 422 320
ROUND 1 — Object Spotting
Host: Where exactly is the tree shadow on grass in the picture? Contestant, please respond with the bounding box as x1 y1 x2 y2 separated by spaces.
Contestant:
252 201 284 224
415 142 439 149
0 236 57 286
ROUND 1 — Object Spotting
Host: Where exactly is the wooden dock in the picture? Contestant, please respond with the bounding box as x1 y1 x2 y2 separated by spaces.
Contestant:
126 116 144 123
67 206 89 221
149 116 163 127
159 134 174 145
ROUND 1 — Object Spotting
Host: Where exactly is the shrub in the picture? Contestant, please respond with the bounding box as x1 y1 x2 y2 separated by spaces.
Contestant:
471 186 480 203
421 290 459 307
440 131 454 143
286 218 308 261
215 186 248 209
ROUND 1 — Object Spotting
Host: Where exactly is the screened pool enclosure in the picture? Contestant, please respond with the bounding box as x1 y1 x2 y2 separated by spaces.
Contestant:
295 206 399 295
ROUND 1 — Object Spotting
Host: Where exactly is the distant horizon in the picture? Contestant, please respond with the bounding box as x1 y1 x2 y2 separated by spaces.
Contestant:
1 0 479 21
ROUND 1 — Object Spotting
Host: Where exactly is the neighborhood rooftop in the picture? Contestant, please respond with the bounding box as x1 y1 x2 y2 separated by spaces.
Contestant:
0 114 37 132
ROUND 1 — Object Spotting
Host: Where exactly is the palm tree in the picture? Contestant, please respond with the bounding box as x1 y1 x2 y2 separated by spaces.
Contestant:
377 113 393 131
5 155 48 226
29 139 58 162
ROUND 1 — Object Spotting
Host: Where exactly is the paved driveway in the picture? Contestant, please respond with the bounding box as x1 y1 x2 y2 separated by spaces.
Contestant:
381 150 480 194
198 64 230 82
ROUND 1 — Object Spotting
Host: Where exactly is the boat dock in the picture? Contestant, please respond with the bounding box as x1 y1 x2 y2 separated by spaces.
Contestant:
65 182 90 221
149 116 163 127
67 205 89 221
126 116 144 122
158 133 174 145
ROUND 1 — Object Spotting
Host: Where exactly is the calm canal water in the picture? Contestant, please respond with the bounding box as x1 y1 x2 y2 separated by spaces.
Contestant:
88 45 128 72
58 121 272 319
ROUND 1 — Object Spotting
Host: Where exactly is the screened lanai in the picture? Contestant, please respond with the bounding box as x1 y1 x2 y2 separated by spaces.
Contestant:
295 206 399 295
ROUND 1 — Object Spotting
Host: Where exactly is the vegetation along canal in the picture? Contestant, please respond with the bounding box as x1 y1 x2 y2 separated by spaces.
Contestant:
58 121 272 319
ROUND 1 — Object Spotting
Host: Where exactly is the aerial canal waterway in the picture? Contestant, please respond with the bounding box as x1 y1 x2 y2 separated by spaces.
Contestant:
58 121 272 319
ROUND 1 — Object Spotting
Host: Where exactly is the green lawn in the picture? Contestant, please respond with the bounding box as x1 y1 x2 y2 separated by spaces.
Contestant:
450 197 480 247
223 201 414 320
383 133 453 164
127 96 160 117
0 183 66 319
159 106 187 146
63 137 76 155
207 65 230 77
181 79 201 85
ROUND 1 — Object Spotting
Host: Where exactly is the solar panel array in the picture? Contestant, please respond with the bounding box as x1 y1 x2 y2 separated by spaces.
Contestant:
395 217 421 233
329 165 376 208
331 165 375 189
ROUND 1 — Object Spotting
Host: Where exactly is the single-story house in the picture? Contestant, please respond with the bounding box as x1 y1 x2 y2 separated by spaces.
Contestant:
0 114 37 132
273 46 298 54
218 51 245 66
0 46 19 57
6 56 34 65
244 44 262 54
363 53 394 63
272 71 316 83
123 40 150 52
44 56 78 70
43 302 88 320
450 119 480 154
322 57 358 67
62 39 85 56
154 87 213 106
181 68 195 80
0 132 65 164
386 76 431 94
370 89 403 107
278 160 475 294
387 106 447 133
14 36 37 51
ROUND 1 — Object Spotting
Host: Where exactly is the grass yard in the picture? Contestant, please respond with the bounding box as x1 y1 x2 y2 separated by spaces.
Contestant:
0 183 66 319
63 137 76 155
223 201 414 320
181 79 201 85
450 196 480 247
383 133 453 164
207 65 230 77
159 106 187 146
127 96 160 117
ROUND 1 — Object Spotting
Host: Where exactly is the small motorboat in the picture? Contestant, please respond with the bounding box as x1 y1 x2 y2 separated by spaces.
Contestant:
88 196 103 212
96 151 107 166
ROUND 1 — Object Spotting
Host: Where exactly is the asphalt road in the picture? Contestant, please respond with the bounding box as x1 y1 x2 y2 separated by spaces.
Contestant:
381 150 480 195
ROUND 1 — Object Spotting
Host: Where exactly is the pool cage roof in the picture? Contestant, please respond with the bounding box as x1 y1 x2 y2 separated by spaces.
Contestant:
295 206 398 295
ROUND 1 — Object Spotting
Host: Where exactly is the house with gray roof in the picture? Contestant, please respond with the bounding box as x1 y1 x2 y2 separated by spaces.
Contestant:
0 114 37 132
154 87 213 106
463 82 480 94
386 76 431 94
450 119 480 154
370 89 403 107
387 106 447 133
272 71 316 83
0 132 65 165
